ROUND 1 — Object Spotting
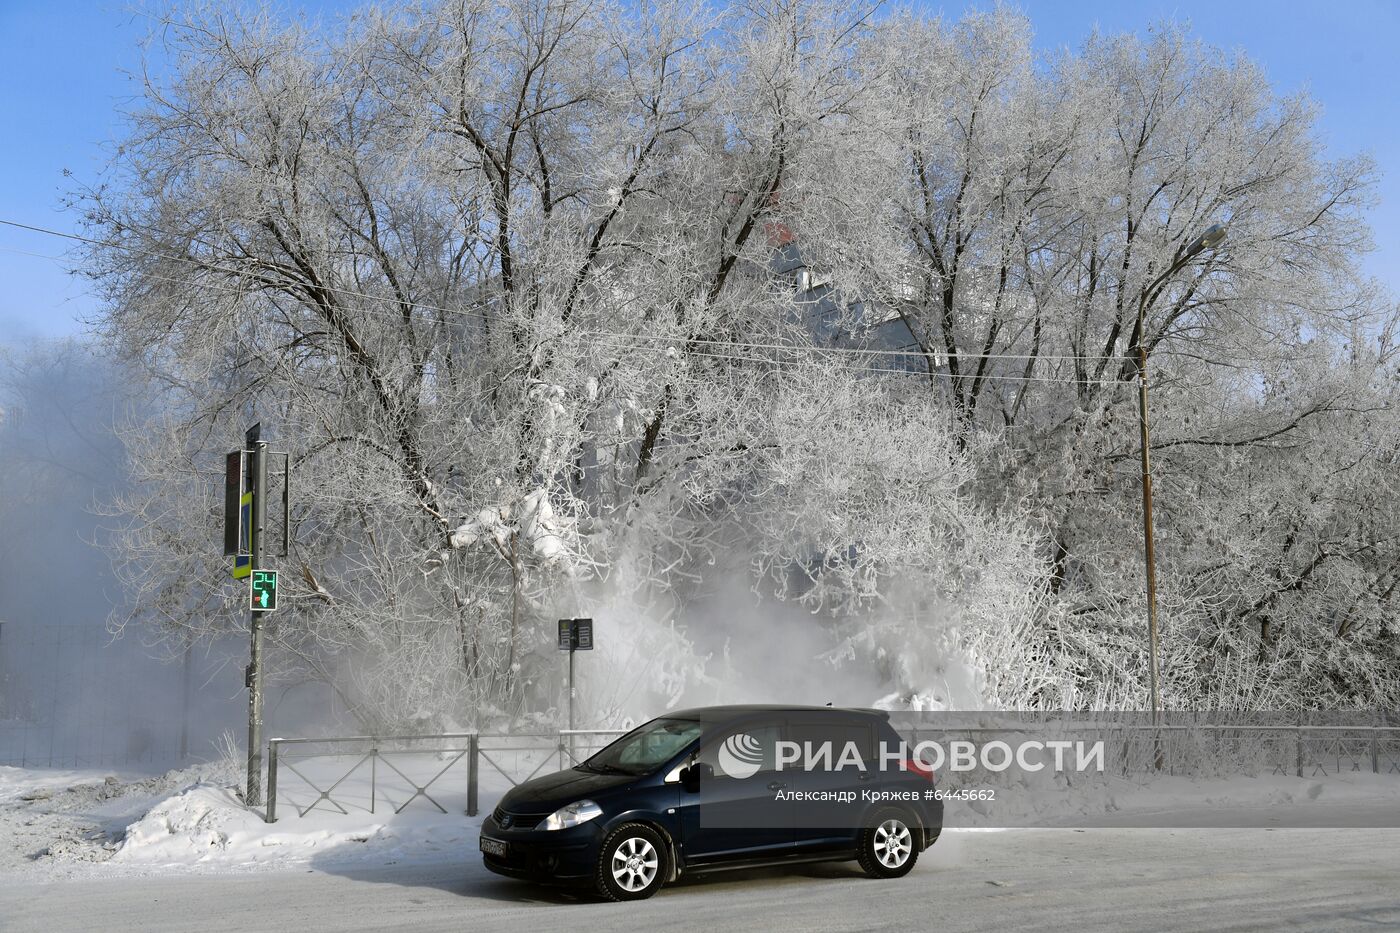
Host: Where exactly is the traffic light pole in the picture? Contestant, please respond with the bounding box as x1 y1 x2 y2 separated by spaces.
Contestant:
245 426 268 807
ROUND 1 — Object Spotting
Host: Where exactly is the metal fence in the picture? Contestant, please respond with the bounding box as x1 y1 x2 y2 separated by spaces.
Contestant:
262 723 1400 824
900 724 1400 780
264 729 628 823
266 733 477 824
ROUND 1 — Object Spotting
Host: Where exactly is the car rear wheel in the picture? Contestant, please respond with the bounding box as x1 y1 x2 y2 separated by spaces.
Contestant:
596 823 667 901
857 810 919 879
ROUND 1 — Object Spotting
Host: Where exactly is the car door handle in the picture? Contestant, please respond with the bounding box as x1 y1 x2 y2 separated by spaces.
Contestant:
767 781 787 791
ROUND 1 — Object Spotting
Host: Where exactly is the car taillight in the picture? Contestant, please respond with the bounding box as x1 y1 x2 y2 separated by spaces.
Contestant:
901 758 936 782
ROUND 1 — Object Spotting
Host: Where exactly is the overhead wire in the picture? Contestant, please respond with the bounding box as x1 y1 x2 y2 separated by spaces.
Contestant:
581 334 1130 385
3 216 1135 386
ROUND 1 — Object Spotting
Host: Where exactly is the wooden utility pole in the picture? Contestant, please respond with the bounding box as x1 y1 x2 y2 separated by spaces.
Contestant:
1134 224 1227 731
1135 337 1162 723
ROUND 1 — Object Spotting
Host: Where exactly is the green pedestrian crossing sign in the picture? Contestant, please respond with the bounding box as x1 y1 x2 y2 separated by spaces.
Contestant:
251 569 278 611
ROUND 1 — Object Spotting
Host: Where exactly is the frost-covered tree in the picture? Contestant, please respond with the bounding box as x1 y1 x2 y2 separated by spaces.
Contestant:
79 0 1399 722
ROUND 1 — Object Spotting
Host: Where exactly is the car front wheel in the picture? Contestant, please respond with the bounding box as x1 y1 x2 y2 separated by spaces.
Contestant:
857 810 919 879
596 823 667 901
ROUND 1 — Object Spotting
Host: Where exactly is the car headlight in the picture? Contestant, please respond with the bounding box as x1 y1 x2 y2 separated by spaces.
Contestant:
538 799 603 831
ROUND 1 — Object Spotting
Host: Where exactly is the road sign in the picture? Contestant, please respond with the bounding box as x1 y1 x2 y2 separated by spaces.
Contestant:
232 492 253 579
558 618 593 651
558 618 595 739
251 569 278 611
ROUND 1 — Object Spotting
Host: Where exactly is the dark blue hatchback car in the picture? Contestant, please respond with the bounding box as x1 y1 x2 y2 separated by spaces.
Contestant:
479 705 942 900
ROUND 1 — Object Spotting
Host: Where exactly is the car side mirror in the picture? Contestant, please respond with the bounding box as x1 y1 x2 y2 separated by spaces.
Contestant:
680 761 713 792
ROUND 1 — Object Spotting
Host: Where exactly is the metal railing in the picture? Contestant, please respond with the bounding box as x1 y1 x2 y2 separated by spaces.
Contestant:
900 724 1400 780
266 733 477 823
264 724 1400 823
264 729 628 823
468 729 628 817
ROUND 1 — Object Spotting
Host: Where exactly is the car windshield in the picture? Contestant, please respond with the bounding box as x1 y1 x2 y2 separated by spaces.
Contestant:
581 717 702 775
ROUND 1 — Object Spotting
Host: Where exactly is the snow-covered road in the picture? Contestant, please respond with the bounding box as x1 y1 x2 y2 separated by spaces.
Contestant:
4 826 1398 932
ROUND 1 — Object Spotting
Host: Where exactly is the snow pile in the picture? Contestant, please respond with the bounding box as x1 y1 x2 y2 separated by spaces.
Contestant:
0 764 236 875
109 784 488 872
112 797 486 872
113 783 245 863
107 752 519 872
1 753 515 876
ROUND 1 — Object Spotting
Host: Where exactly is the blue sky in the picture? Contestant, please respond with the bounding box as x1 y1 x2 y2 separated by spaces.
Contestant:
2 0 1397 340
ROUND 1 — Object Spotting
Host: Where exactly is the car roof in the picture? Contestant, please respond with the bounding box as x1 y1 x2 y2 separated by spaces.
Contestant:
661 704 890 723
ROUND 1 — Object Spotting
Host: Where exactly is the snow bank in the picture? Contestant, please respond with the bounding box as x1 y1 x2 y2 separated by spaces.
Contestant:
108 753 520 872
0 763 236 876
10 752 1400 879
111 780 483 870
1 754 510 877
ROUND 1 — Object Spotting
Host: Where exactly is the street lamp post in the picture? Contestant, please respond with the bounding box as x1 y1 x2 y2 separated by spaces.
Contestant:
1134 223 1227 725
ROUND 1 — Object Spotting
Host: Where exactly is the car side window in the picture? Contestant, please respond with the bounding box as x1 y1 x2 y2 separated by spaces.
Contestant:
697 721 784 776
787 720 874 771
614 722 702 769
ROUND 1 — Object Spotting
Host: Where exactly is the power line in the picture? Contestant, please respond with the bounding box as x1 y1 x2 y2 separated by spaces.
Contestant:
0 244 68 262
583 335 1129 386
0 218 507 331
582 329 1124 363
1 236 1131 387
2 216 1132 379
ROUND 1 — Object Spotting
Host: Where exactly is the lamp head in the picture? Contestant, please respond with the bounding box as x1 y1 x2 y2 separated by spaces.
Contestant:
1182 223 1227 259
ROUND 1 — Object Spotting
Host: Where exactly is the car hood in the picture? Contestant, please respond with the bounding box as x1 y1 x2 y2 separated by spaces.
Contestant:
498 766 638 810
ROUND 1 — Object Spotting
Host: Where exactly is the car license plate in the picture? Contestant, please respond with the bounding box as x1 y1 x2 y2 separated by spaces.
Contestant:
479 836 508 857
